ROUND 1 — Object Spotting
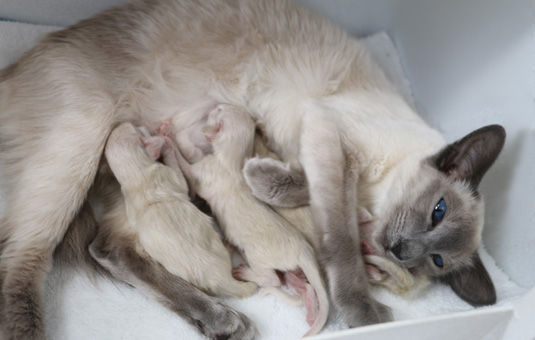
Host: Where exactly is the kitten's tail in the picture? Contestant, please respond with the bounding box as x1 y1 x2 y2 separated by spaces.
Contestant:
53 201 111 280
299 250 330 337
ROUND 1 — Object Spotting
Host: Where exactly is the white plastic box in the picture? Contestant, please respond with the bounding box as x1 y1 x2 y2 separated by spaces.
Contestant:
0 0 533 339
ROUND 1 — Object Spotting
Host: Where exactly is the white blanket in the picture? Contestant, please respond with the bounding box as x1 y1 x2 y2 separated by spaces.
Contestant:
0 21 526 340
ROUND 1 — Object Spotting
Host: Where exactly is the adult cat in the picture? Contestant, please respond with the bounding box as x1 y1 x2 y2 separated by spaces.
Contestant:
0 0 503 339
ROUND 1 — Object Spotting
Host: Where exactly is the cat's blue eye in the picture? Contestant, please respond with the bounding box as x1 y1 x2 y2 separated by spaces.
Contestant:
432 254 443 268
432 198 446 225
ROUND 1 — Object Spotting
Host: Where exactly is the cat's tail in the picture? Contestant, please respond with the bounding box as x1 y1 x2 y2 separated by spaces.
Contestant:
298 249 330 337
53 201 111 280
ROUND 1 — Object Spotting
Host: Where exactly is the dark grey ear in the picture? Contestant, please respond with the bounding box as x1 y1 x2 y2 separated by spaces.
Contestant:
439 252 496 306
433 125 506 190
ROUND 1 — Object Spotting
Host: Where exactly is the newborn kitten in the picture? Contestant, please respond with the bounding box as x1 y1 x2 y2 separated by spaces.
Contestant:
172 104 329 337
100 121 257 298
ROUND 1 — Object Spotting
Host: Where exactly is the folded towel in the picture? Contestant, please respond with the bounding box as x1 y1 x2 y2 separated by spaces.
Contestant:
0 21 526 340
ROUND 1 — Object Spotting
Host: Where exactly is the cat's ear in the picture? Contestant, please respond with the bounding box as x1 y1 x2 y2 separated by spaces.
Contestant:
433 125 505 190
439 252 496 306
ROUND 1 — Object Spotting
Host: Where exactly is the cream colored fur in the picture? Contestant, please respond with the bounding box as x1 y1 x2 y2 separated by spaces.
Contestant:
103 122 257 298
174 104 329 337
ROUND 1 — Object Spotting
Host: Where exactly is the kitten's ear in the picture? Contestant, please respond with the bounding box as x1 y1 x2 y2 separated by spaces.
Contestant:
202 120 224 142
439 252 496 306
433 125 505 190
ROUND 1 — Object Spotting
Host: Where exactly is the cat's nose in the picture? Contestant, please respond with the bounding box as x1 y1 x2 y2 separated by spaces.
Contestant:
390 241 403 260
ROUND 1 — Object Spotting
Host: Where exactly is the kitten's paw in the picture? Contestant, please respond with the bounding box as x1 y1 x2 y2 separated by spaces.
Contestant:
158 119 172 136
243 157 309 208
197 302 258 340
336 293 392 328
232 264 251 282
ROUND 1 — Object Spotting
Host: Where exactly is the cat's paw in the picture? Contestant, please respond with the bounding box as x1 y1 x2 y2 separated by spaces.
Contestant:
196 301 258 340
335 293 393 328
243 157 309 208
364 254 416 295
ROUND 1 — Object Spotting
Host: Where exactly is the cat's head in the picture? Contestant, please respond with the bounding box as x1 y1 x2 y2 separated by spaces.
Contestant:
379 124 505 306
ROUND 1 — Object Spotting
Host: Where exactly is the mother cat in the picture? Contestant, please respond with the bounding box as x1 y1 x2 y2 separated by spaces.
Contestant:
0 0 504 339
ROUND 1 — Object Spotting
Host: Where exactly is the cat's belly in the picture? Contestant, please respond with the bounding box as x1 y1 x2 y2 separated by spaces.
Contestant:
157 88 303 163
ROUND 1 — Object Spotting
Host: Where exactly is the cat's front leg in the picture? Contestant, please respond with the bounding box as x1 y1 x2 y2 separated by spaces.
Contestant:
298 108 392 327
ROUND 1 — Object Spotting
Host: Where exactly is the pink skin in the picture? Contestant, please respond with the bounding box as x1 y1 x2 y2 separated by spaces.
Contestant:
232 260 321 326
141 120 173 159
285 271 318 326
356 207 398 282
233 264 320 326
142 136 165 159
232 264 250 282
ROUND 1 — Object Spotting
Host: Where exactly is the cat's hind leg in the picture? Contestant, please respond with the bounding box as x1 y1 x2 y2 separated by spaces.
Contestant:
89 234 258 340
0 113 114 340
0 62 116 338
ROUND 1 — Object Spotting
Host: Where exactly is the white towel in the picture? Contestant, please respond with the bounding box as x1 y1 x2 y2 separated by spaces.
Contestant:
0 21 526 340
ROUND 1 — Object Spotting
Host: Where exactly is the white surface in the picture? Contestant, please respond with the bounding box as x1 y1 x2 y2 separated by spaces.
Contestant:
502 287 535 340
0 20 528 340
313 306 515 340
0 0 127 26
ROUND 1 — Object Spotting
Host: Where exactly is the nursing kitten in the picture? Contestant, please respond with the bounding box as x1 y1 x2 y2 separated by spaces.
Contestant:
100 122 258 298
0 0 504 338
47 123 260 340
54 196 258 340
172 104 330 337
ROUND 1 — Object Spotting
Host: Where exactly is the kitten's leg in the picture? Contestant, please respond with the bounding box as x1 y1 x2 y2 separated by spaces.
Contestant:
243 157 309 208
0 102 114 339
233 265 303 305
89 234 258 340
298 108 391 327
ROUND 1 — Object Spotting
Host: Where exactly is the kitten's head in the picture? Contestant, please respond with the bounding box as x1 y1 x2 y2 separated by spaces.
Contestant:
203 104 255 159
379 125 505 306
